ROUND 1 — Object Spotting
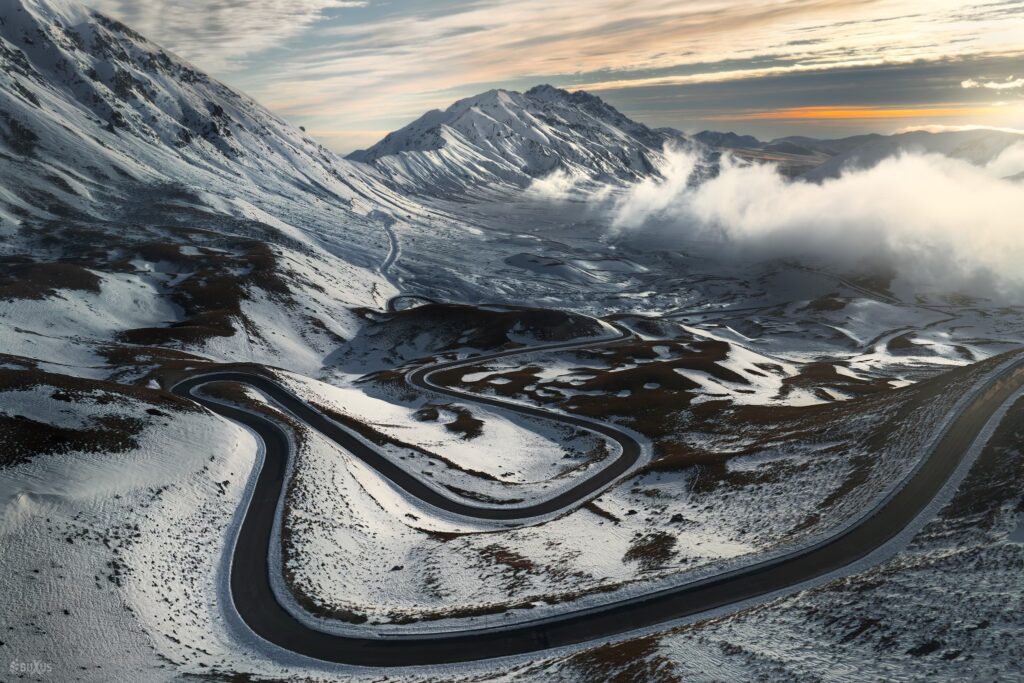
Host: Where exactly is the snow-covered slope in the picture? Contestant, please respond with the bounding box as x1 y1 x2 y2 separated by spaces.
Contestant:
348 85 688 196
0 0 428 372
0 0 418 223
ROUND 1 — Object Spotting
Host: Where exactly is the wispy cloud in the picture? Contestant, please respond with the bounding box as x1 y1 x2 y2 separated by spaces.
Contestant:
710 104 1007 121
82 0 1024 150
962 76 1024 90
84 0 367 71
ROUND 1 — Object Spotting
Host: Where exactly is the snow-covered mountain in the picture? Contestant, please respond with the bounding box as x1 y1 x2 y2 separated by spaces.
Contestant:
348 85 688 196
0 0 418 221
0 0 427 372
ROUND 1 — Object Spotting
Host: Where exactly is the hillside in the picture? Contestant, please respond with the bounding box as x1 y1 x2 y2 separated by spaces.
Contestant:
0 0 424 373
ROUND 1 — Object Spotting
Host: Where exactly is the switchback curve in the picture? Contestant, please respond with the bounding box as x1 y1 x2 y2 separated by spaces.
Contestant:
168 310 1024 667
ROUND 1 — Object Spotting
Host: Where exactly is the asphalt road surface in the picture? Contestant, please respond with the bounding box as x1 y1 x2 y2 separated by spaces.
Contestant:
170 317 1024 667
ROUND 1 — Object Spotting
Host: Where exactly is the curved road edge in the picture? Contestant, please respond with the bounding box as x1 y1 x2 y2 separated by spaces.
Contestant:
170 340 1024 666
174 321 641 522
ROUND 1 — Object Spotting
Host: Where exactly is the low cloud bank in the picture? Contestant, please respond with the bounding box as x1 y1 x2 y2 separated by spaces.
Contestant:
606 143 1024 299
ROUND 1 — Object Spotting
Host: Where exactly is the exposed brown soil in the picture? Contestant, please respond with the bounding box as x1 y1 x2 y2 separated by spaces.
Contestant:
414 402 484 440
780 362 893 399
0 412 144 468
887 333 921 353
443 484 523 504
0 257 102 300
624 531 678 571
567 635 683 683
0 363 196 468
801 294 847 312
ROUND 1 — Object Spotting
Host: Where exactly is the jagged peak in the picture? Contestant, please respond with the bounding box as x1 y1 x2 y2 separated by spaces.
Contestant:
346 83 686 195
525 83 560 93
526 83 591 104
349 84 659 161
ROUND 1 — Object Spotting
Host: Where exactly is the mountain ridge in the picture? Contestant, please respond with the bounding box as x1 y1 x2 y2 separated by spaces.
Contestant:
0 0 417 371
347 84 689 196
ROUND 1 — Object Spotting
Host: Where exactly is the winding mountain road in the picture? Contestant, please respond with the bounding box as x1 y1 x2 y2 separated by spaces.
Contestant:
169 304 1024 667
175 321 639 521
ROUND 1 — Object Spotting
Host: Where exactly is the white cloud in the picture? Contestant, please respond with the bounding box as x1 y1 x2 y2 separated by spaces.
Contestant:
609 146 1024 298
961 76 1024 90
245 0 1024 149
527 169 586 201
985 142 1024 178
894 124 1024 135
83 0 367 71
78 1 1024 151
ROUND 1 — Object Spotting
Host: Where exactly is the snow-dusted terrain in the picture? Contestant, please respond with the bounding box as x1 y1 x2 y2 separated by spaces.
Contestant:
1 0 1023 680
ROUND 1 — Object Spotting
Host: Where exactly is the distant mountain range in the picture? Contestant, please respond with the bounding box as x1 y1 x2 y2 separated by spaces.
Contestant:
350 86 1023 193
692 128 1023 180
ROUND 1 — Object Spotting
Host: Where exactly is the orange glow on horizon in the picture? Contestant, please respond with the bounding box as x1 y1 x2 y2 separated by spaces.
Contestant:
714 105 1005 121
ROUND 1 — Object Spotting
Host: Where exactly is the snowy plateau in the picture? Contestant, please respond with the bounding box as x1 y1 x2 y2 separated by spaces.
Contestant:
1 0 1023 681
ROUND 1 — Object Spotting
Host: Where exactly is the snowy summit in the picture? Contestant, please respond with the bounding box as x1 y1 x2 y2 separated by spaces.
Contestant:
348 84 687 195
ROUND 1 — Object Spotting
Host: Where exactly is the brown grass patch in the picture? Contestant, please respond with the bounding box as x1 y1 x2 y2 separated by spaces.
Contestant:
585 501 621 522
0 258 101 300
414 402 484 440
0 364 195 468
623 531 677 570
568 635 682 683
780 362 892 399
801 295 846 312
887 333 920 353
0 413 144 468
118 240 293 346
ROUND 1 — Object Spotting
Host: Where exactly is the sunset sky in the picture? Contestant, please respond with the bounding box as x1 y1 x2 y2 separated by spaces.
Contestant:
84 0 1024 152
